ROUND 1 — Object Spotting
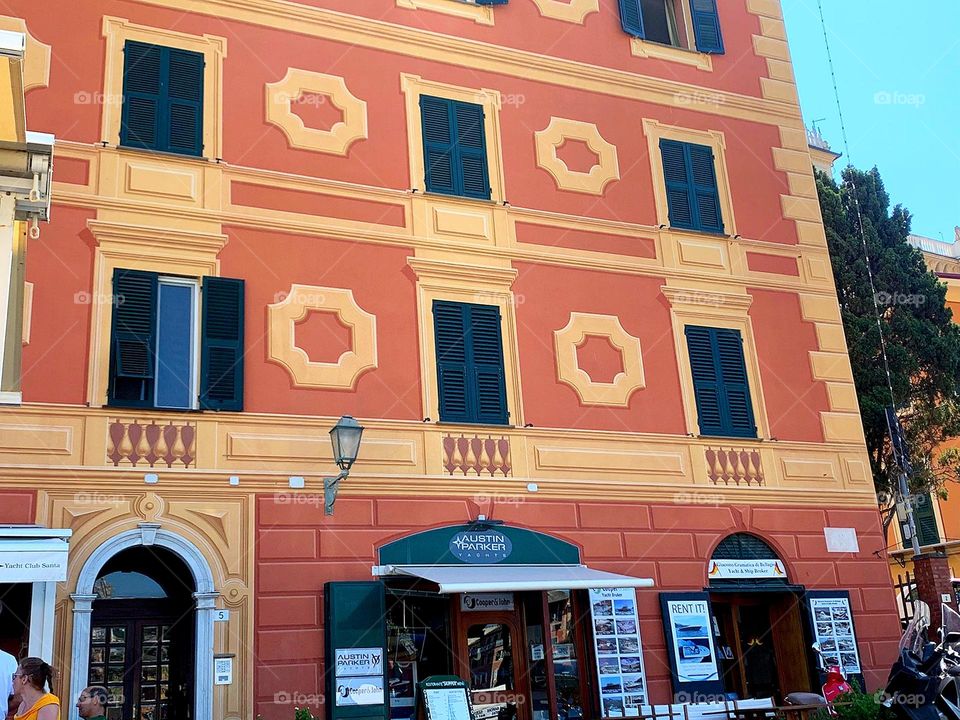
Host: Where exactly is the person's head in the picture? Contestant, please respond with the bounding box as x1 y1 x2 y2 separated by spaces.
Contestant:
14 657 54 694
76 686 108 718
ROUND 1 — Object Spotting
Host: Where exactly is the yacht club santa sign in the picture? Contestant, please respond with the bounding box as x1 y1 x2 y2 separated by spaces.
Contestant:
449 531 513 564
708 559 786 580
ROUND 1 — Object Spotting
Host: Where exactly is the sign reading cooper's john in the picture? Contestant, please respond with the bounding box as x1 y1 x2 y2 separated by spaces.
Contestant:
707 559 786 580
336 676 386 707
336 648 383 677
449 531 512 564
460 592 515 612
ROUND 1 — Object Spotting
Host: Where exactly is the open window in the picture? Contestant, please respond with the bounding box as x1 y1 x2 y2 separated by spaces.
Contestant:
619 0 724 57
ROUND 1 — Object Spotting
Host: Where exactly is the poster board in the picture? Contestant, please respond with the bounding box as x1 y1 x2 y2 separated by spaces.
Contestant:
419 676 472 720
805 590 865 690
659 592 723 699
589 588 648 717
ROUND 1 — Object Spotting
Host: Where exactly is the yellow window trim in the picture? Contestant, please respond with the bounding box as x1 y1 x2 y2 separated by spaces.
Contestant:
100 16 227 160
662 284 770 440
400 73 507 204
408 256 524 427
396 0 495 26
642 118 737 237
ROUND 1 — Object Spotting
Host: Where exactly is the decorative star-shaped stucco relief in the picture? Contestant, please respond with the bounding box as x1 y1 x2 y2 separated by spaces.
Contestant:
265 69 368 155
535 117 620 195
268 285 377 389
554 312 644 406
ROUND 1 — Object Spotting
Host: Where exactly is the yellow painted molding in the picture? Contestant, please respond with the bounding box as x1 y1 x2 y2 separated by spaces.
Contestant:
535 118 620 196
409 253 524 426
0 16 49 92
396 0 494 25
21 281 32 345
642 118 737 236
631 38 713 71
530 0 599 24
266 284 378 390
554 312 645 407
746 0 783 19
822 412 866 444
799 293 841 324
100 16 227 159
84 218 226 407
662 282 770 439
826 383 859 413
810 351 854 383
134 0 804 127
265 68 368 156
400 73 506 203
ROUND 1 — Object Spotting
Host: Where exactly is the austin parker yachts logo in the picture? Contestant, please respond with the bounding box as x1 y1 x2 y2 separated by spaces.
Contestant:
449 531 513 563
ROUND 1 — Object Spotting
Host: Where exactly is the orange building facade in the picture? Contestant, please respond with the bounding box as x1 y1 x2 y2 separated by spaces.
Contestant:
0 2 901 720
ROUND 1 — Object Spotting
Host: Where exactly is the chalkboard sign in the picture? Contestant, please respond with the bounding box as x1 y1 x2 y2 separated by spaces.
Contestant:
419 676 471 720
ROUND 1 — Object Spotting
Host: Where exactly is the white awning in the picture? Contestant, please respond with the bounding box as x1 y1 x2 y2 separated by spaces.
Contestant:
375 564 654 593
0 526 72 582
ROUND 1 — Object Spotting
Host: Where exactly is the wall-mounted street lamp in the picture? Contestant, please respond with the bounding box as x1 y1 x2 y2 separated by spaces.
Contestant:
324 415 364 516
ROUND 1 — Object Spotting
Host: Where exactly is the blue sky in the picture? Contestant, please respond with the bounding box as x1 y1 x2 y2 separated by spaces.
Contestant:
782 1 959 241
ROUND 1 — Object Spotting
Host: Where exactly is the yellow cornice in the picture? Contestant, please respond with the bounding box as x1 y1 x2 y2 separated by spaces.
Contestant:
134 0 803 127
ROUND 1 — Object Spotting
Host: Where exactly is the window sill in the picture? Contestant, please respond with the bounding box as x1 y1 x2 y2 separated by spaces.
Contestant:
666 225 728 238
396 0 495 26
436 420 513 429
113 143 214 164
420 190 496 204
698 434 761 442
630 38 713 71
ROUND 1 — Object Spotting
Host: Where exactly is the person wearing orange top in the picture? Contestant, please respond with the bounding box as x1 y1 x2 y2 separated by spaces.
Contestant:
12 658 59 720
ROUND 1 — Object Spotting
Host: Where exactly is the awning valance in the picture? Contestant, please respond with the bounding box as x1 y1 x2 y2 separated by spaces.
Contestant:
374 564 654 594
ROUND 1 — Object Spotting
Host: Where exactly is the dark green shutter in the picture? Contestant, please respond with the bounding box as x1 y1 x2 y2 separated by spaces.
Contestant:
166 48 204 156
121 42 162 149
618 0 645 36
686 326 756 438
434 301 470 423
914 494 941 546
475 0 508 5
453 102 491 200
691 0 724 54
109 269 158 407
420 96 490 199
469 305 508 424
324 582 388 720
200 277 244 411
121 41 203 156
660 140 724 233
434 301 508 425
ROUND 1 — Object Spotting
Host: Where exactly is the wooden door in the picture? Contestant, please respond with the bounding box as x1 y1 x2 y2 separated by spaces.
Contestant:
457 611 530 720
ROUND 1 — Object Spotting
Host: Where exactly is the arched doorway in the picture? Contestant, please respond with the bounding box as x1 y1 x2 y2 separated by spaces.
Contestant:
89 547 195 720
69 526 218 720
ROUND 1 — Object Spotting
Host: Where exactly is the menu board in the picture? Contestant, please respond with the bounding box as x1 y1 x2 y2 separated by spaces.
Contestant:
420 676 472 720
810 597 862 675
589 588 648 718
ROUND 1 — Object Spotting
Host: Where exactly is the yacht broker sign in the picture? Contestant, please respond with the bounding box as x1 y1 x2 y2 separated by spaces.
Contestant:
0 549 68 582
449 531 513 564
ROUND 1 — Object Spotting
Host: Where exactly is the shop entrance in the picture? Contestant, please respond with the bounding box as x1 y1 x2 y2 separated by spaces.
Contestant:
0 582 30 659
88 547 195 720
458 612 528 720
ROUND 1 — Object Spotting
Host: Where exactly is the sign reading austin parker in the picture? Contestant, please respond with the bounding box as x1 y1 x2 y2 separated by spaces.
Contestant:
335 647 385 707
589 588 648 717
666 600 719 683
449 531 513 564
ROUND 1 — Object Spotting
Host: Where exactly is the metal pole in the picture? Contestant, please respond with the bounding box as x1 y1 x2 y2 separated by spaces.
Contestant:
898 470 922 557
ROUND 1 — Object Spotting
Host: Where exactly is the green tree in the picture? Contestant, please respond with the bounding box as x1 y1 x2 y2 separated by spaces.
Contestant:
817 166 960 513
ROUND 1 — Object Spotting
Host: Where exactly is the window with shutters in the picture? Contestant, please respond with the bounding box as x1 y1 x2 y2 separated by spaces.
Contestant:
109 269 244 411
618 0 724 55
684 325 756 438
902 494 941 548
433 300 508 425
101 18 226 160
401 74 506 204
420 95 491 200
660 139 723 233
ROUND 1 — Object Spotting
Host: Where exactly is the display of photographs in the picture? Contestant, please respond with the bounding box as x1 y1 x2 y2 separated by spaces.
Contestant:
596 639 618 655
595 619 615 636
810 598 861 675
590 589 647 712
666 601 720 683
593 600 614 617
599 658 620 675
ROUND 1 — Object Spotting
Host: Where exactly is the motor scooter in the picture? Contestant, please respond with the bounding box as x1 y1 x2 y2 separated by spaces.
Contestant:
883 601 944 720
784 643 852 714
